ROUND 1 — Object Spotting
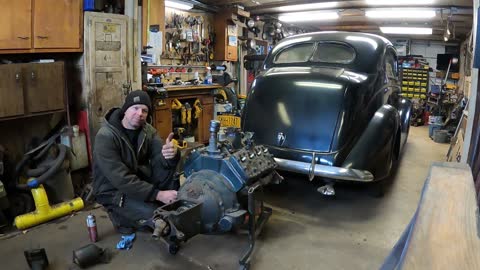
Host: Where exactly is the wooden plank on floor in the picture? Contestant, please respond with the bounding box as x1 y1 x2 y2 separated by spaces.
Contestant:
401 162 480 270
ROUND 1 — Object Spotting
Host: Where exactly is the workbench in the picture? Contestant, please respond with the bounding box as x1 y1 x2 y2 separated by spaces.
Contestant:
152 84 222 143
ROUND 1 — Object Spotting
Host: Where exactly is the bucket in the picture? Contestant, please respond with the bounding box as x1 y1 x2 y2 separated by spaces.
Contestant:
429 124 442 138
433 130 450 143
428 115 443 125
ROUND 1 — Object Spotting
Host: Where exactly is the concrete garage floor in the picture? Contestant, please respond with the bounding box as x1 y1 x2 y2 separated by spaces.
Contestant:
0 126 449 270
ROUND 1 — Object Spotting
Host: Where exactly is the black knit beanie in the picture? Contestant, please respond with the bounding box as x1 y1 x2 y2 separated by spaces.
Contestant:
121 90 152 114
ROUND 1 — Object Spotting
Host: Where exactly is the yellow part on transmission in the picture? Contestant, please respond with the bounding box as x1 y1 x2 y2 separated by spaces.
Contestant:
14 182 84 230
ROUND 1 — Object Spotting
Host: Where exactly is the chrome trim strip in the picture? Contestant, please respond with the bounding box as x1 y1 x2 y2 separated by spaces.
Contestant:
308 152 316 181
274 157 374 182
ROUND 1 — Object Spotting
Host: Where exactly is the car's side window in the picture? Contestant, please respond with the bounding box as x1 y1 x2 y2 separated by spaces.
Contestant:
274 43 314 64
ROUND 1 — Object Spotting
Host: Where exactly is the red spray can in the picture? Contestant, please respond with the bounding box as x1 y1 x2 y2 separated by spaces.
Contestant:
86 214 98 242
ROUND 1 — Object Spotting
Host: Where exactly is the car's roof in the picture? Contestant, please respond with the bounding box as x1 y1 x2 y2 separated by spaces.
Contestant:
267 31 394 73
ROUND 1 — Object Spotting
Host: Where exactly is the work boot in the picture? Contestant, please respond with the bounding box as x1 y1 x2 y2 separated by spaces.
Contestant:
107 211 135 234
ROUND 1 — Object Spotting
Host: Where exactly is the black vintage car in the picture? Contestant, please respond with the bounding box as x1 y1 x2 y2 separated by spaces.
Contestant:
242 31 411 195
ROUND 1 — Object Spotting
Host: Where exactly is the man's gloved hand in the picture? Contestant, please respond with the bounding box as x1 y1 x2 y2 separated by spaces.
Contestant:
162 132 178 159
156 190 178 204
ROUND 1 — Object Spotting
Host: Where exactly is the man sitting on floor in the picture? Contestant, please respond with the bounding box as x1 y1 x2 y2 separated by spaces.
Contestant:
92 90 180 233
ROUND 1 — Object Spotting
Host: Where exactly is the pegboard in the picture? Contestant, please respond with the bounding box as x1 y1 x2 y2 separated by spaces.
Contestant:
161 8 215 66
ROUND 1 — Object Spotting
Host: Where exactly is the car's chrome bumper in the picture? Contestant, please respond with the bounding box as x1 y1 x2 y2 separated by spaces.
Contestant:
274 157 374 182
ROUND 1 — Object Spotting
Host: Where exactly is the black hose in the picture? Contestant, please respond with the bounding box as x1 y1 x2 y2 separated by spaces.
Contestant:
26 166 50 178
26 158 60 177
14 136 56 179
13 155 31 186
16 144 67 190
32 138 56 161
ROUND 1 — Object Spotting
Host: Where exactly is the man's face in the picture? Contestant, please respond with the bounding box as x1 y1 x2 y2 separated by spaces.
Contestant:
123 104 149 129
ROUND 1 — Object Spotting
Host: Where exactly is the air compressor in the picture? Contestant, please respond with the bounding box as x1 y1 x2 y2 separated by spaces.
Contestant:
144 120 281 270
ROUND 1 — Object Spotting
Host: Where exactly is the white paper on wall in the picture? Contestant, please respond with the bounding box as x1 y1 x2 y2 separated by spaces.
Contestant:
147 30 163 65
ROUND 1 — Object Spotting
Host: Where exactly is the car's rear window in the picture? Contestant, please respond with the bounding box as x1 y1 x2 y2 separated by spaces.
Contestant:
312 43 356 64
273 43 314 64
273 42 355 65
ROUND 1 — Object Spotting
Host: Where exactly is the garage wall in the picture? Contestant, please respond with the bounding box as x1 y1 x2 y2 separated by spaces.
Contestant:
410 41 446 72
410 40 445 88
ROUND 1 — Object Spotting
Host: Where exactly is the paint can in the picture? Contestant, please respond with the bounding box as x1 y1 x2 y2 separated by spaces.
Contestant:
86 214 98 242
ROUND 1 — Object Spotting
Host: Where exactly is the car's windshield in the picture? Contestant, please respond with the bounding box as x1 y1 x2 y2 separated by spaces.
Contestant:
273 42 356 65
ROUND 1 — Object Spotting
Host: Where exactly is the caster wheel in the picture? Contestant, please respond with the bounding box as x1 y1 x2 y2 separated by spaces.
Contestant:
169 244 179 255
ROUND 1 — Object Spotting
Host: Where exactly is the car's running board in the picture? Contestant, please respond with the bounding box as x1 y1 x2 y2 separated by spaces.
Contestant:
273 158 375 182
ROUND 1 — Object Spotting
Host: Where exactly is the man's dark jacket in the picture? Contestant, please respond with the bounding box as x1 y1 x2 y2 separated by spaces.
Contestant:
92 108 180 203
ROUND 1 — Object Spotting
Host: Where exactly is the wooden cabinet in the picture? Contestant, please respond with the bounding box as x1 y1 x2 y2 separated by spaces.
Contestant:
214 13 238 62
198 97 214 143
0 0 83 53
0 62 65 120
0 65 25 118
24 63 65 113
154 93 215 144
33 0 82 49
155 107 173 140
0 0 32 50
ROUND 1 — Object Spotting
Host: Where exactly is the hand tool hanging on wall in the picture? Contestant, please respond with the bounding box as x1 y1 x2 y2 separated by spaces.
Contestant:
172 128 187 149
193 99 203 119
171 99 182 110
181 105 187 125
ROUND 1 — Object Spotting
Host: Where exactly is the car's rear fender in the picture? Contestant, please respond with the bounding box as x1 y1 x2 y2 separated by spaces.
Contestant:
397 97 412 152
341 104 399 181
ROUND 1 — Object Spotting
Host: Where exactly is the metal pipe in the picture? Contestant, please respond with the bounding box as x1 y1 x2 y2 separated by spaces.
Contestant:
207 120 221 154
152 218 168 239
274 157 374 182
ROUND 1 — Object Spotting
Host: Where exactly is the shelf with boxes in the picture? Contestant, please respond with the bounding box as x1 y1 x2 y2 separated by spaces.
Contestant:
400 67 429 99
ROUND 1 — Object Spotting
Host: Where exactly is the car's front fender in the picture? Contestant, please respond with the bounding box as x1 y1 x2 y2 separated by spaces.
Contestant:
341 105 400 181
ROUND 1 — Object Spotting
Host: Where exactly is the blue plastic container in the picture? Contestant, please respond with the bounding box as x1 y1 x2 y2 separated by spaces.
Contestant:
84 0 95 11
429 123 443 138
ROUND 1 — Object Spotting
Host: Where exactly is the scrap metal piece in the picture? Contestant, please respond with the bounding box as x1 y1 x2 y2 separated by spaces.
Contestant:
317 183 335 196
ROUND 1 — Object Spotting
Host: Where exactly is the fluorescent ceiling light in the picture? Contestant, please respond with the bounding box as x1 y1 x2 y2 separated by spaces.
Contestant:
165 0 193 10
278 11 339 22
366 9 436 19
366 0 434 5
278 2 338 12
380 27 433 35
